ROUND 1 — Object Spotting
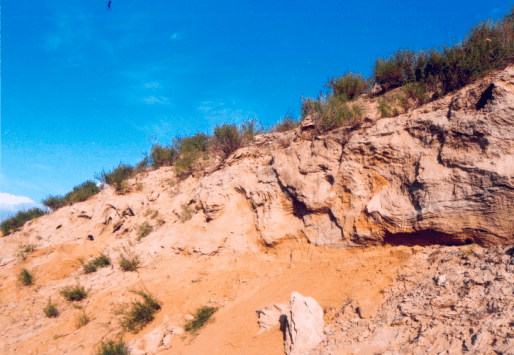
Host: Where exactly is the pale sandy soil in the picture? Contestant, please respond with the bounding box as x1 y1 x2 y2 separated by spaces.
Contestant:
0 237 414 355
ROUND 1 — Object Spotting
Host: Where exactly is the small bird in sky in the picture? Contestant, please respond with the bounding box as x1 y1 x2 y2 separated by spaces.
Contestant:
107 1 111 10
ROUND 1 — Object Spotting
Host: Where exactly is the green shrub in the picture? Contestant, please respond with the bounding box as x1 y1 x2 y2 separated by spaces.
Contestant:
172 133 211 177
403 83 428 105
93 253 111 268
212 119 262 158
60 283 89 301
1 208 48 236
42 180 100 211
377 98 394 117
136 154 150 170
150 143 179 167
179 204 194 222
271 113 300 133
81 259 98 274
119 253 139 272
93 338 129 355
373 49 417 90
370 10 514 97
137 222 152 241
18 268 35 286
44 297 58 318
185 306 217 334
95 163 134 193
301 94 362 132
327 72 368 100
120 289 161 333
240 118 262 142
178 133 210 154
213 124 240 157
81 253 111 273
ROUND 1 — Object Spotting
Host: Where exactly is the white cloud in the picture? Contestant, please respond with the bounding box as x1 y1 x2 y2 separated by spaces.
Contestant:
142 96 170 105
0 193 36 206
170 33 180 40
144 82 162 89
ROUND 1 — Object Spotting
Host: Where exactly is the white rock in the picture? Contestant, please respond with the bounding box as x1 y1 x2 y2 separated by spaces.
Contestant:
256 304 290 334
285 292 324 355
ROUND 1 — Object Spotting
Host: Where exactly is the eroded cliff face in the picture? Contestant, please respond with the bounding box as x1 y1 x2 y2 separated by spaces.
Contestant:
2 66 514 355
196 66 514 249
7 66 513 258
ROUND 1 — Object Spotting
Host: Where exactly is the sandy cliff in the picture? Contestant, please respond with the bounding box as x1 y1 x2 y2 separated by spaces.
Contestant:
2 66 514 354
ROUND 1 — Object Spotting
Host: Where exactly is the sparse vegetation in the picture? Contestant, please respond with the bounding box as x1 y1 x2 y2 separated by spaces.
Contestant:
81 253 111 273
42 180 100 211
150 143 179 167
185 306 217 334
19 8 514 227
172 133 211 177
377 98 394 117
179 204 194 222
373 10 514 95
93 338 129 355
20 244 37 253
271 113 300 133
403 83 429 106
137 222 152 241
18 244 37 261
120 289 161 333
18 268 35 286
43 297 59 318
119 252 140 272
60 283 89 301
327 72 369 101
212 118 262 158
1 208 48 236
301 93 363 132
95 163 134 193
75 311 90 328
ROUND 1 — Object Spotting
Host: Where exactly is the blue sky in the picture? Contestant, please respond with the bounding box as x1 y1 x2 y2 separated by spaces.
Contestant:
1 0 513 204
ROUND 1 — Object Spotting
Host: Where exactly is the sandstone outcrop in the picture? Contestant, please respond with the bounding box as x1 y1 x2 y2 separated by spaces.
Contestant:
313 243 514 355
2 66 514 355
256 304 289 334
192 65 514 249
285 292 324 355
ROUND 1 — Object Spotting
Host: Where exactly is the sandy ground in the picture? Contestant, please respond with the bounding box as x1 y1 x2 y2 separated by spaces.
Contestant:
0 236 414 355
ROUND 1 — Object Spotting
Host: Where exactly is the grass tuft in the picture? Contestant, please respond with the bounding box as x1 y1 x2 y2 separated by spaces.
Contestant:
137 222 152 241
119 252 140 272
301 93 363 132
120 289 161 333
81 253 111 274
95 163 134 193
43 297 59 318
60 283 89 301
93 338 129 355
75 311 90 328
327 72 369 101
271 113 300 133
18 268 35 286
179 204 194 222
185 306 217 334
